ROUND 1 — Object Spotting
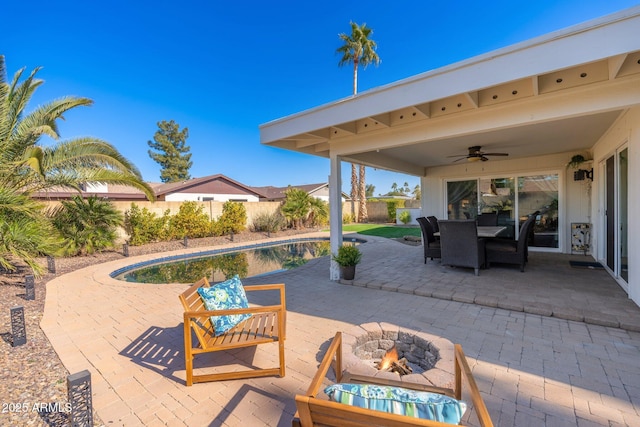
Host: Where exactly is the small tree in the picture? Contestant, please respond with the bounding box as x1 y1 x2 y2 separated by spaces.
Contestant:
147 120 193 183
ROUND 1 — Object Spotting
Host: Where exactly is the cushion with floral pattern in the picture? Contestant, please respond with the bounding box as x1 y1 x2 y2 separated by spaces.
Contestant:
324 383 466 424
197 275 251 336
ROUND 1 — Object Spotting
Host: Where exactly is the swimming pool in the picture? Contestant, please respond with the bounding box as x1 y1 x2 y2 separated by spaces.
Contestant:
111 238 362 284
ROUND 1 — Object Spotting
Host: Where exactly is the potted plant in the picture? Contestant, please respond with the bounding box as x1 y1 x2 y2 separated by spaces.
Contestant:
332 245 362 280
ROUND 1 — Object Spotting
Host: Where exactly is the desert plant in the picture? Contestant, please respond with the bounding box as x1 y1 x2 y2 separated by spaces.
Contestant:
331 245 362 267
251 210 285 233
50 195 122 256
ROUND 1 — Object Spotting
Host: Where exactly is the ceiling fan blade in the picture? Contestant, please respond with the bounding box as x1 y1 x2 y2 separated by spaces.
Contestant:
446 154 469 158
482 153 509 156
481 156 489 161
452 157 468 162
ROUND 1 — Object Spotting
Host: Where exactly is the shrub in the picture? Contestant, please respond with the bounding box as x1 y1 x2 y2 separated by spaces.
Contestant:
399 210 412 224
342 213 354 224
251 210 285 233
51 196 122 255
124 203 166 245
385 200 406 222
217 201 247 234
168 201 211 239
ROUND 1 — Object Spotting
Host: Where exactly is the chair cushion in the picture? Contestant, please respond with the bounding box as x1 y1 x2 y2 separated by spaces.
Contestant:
485 239 517 252
324 383 466 424
197 275 251 336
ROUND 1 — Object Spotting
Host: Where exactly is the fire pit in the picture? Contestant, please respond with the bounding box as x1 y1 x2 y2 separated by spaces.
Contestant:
340 322 456 388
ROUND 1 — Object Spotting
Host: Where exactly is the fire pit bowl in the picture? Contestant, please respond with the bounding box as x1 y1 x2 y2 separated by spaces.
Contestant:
341 322 456 388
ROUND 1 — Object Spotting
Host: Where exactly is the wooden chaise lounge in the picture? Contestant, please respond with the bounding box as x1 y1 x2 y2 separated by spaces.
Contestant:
293 332 493 426
179 277 286 386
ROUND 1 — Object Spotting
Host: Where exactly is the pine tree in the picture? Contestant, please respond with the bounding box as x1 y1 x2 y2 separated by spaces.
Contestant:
147 120 193 183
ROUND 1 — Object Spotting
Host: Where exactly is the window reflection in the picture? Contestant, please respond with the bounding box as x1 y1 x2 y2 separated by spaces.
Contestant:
446 174 559 248
517 175 558 248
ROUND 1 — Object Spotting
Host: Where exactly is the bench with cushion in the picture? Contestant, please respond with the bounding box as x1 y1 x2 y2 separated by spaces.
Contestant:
179 276 286 385
292 332 493 426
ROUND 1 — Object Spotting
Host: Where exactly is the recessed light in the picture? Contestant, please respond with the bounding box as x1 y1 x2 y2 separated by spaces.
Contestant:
512 90 518 95
457 103 462 107
441 106 446 111
556 78 563 83
400 115 404 119
492 95 498 100
580 73 587 78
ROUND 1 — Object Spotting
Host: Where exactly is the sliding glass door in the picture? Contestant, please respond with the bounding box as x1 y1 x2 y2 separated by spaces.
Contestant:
446 172 559 248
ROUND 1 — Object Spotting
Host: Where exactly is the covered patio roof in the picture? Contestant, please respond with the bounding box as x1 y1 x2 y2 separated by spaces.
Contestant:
260 7 640 175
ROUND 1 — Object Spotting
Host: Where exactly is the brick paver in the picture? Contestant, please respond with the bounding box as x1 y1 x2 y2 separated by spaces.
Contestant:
41 232 640 426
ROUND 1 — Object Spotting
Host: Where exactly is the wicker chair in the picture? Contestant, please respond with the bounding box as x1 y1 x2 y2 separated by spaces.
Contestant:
426 216 440 233
477 212 498 226
485 214 536 272
417 217 441 263
438 220 486 276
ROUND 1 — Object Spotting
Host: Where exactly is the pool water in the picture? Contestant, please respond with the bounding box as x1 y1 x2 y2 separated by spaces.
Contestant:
115 240 339 284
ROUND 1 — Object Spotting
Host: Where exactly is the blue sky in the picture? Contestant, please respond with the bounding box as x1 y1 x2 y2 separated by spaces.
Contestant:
4 1 639 195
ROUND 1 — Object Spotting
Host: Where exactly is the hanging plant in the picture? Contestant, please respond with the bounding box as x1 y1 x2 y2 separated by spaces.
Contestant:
567 154 586 169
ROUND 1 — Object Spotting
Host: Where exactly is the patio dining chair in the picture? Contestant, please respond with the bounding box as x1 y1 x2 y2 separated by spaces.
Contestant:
417 217 441 263
438 220 486 276
477 212 498 226
485 214 536 272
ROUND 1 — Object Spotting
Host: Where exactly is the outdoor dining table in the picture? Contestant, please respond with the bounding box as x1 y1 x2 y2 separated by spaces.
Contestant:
434 225 507 238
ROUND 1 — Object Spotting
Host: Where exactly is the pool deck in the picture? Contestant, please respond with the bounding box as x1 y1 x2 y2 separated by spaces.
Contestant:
41 231 640 426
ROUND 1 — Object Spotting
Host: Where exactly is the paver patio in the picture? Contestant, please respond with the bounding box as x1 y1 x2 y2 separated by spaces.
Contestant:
41 232 640 426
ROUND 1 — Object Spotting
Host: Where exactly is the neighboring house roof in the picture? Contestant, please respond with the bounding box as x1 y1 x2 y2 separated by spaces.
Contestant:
153 174 267 200
252 183 350 201
31 174 268 201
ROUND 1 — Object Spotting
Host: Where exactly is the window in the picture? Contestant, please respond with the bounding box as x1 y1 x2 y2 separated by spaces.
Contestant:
446 173 559 248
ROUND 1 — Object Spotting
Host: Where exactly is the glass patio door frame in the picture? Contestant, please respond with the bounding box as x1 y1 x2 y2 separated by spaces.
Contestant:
444 169 563 252
599 143 629 290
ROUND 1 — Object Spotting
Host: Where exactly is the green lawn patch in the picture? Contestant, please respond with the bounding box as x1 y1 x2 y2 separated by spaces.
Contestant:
341 224 421 239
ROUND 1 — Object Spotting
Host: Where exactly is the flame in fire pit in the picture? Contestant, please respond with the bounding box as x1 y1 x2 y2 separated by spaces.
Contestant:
378 346 399 371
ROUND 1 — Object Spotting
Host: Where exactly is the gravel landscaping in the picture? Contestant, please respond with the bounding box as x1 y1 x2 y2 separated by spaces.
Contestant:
0 229 315 426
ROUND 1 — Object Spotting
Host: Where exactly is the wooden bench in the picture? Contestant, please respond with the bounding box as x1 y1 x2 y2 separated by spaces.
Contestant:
293 332 493 426
179 277 286 385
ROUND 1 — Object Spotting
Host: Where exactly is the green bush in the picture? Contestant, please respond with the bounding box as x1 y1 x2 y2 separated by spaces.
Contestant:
342 213 355 224
51 196 123 255
399 210 412 224
124 203 166 245
168 201 211 239
385 200 406 221
251 210 285 233
217 201 247 234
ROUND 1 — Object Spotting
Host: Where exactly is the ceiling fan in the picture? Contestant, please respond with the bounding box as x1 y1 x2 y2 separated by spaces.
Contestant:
448 146 509 162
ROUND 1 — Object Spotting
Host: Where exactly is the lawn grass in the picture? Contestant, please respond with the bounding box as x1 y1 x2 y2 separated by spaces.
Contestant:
341 223 421 239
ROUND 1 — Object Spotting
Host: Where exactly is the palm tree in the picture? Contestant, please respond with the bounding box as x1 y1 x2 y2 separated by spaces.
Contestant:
0 56 154 198
337 22 381 223
0 55 154 276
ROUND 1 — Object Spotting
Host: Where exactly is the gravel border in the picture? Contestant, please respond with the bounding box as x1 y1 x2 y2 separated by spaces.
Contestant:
0 229 316 426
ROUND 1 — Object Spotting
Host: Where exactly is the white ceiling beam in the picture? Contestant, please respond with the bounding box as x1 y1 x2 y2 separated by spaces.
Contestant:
609 54 628 79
